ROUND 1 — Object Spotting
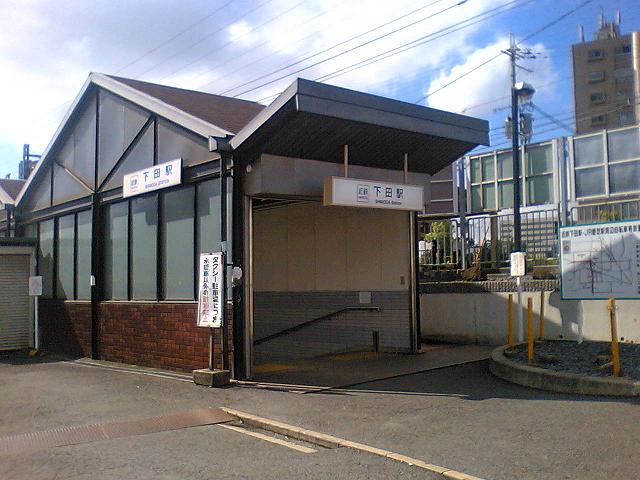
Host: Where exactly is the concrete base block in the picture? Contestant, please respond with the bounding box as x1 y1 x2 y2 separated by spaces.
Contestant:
193 368 231 387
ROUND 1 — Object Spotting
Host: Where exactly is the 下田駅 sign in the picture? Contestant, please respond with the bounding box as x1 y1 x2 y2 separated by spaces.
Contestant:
323 176 424 211
123 158 182 198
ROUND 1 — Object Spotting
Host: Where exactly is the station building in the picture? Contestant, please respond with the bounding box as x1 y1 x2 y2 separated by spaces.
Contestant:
14 73 488 378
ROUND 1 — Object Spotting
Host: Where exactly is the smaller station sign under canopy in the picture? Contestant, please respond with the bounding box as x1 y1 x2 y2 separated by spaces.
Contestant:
323 176 424 211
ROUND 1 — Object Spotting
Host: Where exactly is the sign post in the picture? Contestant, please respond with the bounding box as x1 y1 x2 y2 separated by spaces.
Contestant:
510 251 526 342
29 276 43 350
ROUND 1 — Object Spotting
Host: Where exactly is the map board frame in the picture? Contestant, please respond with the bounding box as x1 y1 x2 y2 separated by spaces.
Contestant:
559 219 640 300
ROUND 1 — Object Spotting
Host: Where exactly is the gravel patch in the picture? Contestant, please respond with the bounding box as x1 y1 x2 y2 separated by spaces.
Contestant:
506 340 640 380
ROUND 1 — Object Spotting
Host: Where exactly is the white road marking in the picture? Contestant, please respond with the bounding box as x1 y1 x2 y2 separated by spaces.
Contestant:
219 424 317 454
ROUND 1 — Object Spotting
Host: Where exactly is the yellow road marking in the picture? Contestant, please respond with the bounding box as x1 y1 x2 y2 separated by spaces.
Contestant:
219 424 317 454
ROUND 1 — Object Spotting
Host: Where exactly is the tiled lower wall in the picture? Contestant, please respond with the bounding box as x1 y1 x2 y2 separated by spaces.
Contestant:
253 291 411 362
39 300 232 373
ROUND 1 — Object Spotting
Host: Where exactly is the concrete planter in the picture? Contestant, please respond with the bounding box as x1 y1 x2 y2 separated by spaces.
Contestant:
490 344 640 397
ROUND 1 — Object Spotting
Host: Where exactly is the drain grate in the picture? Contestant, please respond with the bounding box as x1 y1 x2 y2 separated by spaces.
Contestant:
0 407 233 456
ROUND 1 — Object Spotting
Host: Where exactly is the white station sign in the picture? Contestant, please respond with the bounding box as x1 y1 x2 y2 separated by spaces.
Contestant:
123 158 182 198
323 176 424 211
197 252 223 328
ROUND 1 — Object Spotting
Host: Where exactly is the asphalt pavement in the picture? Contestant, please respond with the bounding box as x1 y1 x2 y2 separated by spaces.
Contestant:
1 352 639 479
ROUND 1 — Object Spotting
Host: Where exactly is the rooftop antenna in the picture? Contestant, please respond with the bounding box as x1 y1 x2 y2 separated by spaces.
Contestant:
579 25 584 42
615 10 621 26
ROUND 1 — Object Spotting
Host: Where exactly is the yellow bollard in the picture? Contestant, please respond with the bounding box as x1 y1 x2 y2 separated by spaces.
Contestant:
608 298 621 377
538 290 545 340
527 297 534 362
507 293 514 346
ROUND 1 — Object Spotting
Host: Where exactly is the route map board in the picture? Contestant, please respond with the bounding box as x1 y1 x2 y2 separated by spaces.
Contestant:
560 220 640 300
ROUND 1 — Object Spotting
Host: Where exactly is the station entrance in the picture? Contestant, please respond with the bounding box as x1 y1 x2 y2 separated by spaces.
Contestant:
249 197 418 379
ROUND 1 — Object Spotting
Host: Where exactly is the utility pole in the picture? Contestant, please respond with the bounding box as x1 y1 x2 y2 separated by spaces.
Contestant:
507 34 522 251
502 34 535 252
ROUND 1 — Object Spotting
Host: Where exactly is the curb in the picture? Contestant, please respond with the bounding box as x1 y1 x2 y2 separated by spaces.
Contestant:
489 345 640 397
221 407 486 480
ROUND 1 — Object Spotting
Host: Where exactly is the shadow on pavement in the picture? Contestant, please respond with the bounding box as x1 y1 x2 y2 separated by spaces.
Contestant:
332 360 640 404
0 349 75 367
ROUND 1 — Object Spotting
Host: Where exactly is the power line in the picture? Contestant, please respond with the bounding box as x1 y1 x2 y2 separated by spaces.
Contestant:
113 0 234 75
253 0 531 103
158 0 308 83
224 0 467 98
197 0 450 93
416 0 595 104
135 0 278 79
311 0 530 86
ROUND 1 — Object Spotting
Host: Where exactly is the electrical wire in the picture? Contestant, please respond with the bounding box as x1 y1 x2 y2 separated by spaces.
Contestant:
220 0 465 97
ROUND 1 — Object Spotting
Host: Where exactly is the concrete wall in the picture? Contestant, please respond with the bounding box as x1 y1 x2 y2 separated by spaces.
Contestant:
421 290 640 345
252 201 412 360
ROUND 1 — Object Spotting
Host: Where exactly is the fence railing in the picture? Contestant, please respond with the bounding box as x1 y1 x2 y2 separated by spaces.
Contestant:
570 199 640 225
419 208 559 271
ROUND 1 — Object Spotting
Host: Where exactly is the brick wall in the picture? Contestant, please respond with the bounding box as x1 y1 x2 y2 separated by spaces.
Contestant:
39 300 233 373
40 299 91 357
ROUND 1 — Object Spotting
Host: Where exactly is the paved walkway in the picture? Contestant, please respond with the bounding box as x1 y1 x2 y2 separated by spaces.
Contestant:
252 344 493 387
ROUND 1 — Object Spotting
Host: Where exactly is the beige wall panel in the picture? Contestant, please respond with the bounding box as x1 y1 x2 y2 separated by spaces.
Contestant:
345 207 383 291
253 207 288 291
315 205 348 291
286 203 317 291
254 202 411 293
378 210 411 290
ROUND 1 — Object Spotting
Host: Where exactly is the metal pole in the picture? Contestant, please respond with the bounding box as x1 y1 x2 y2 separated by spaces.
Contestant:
516 276 523 342
507 293 514 346
527 297 534 362
343 144 349 178
220 152 229 371
510 34 522 252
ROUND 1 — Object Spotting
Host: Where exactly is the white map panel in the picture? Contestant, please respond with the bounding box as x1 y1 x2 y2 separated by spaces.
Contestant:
560 220 640 299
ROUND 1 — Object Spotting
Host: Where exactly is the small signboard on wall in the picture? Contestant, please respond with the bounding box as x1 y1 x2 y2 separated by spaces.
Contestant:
323 176 424 211
123 158 182 198
560 220 640 300
197 252 223 327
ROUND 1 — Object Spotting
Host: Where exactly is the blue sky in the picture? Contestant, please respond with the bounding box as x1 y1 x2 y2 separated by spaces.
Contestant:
0 0 638 178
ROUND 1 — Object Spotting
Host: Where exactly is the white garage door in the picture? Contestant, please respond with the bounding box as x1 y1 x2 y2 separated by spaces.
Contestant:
0 255 31 350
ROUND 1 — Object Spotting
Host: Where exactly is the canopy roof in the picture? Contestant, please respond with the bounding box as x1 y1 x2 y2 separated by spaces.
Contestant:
231 79 489 175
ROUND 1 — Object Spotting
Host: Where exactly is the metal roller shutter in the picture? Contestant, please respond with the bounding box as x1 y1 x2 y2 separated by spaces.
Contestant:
0 255 31 350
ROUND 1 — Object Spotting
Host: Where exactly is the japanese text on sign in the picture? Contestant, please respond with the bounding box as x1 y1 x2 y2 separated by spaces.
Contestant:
197 252 223 327
123 158 182 198
323 176 424 211
560 220 640 300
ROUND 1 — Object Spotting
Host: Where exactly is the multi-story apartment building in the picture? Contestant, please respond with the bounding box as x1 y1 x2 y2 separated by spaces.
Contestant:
572 13 639 134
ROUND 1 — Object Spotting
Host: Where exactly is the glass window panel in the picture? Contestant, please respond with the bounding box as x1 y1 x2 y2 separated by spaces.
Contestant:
470 158 481 184
104 201 128 300
481 156 494 181
525 145 553 176
482 183 496 210
38 220 54 298
56 214 75 299
77 210 92 300
470 185 481 212
131 195 158 300
163 187 195 300
498 181 514 208
24 166 52 212
526 175 553 205
497 152 513 179
575 166 606 197
574 134 604 167
609 161 640 194
157 119 212 167
23 223 37 239
608 128 640 162
197 180 221 254
104 124 154 192
53 163 87 205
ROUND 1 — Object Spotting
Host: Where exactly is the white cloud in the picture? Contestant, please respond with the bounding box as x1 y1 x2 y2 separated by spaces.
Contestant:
425 38 559 118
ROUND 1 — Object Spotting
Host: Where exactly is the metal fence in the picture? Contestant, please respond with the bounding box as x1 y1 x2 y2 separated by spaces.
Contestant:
419 208 559 271
570 199 640 225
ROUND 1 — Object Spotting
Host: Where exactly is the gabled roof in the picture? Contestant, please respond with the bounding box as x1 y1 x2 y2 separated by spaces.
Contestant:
107 75 265 135
0 178 25 206
17 73 265 206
